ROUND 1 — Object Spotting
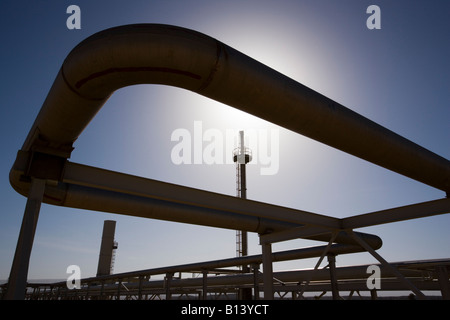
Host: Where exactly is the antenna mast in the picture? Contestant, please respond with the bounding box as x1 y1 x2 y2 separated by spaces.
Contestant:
233 131 252 263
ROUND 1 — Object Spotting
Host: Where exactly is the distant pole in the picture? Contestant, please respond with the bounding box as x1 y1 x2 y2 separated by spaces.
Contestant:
234 131 252 261
233 131 252 299
238 131 248 259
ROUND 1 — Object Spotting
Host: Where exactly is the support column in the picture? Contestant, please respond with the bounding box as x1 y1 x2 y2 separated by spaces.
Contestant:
138 276 143 300
327 254 340 300
100 281 105 300
436 266 450 300
261 241 274 300
252 264 260 300
117 279 122 300
165 272 173 300
202 270 208 300
6 178 46 300
370 289 378 300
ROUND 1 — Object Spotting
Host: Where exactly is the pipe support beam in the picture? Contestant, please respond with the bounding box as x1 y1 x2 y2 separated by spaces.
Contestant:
9 154 383 247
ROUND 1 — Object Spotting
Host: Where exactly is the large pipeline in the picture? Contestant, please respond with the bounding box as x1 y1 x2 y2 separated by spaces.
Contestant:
16 24 450 192
9 24 450 250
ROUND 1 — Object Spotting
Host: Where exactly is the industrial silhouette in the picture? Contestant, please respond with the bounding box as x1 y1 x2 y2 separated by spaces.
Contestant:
2 24 449 300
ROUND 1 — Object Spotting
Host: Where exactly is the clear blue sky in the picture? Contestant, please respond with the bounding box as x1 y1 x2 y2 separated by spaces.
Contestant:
0 0 449 282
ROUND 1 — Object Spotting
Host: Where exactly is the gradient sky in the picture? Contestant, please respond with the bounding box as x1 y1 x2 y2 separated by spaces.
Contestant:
0 0 449 283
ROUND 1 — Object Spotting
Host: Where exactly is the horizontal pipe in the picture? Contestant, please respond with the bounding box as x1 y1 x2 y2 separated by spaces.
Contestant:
43 243 373 286
174 265 426 289
47 181 382 248
342 198 450 229
16 24 449 193
26 258 450 296
9 154 382 248
66 260 446 292
62 161 340 229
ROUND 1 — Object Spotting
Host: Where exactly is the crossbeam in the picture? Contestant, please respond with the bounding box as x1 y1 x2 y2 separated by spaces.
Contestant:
342 198 450 229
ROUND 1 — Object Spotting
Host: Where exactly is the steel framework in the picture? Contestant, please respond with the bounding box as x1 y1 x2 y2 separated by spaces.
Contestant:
2 257 449 300
5 24 450 300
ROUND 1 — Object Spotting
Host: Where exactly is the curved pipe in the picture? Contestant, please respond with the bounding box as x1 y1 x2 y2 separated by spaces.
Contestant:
18 24 450 192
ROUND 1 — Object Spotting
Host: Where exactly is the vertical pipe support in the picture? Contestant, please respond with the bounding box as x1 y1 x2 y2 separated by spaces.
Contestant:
252 263 260 300
370 289 378 300
117 279 122 300
100 280 105 300
138 276 143 300
327 254 340 300
85 282 90 300
436 266 450 300
5 178 46 300
261 240 274 300
165 272 173 300
202 270 208 300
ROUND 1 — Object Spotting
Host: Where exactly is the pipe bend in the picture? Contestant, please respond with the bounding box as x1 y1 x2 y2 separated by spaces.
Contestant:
22 24 222 152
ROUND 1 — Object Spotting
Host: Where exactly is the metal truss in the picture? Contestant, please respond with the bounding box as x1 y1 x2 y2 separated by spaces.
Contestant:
5 24 450 300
